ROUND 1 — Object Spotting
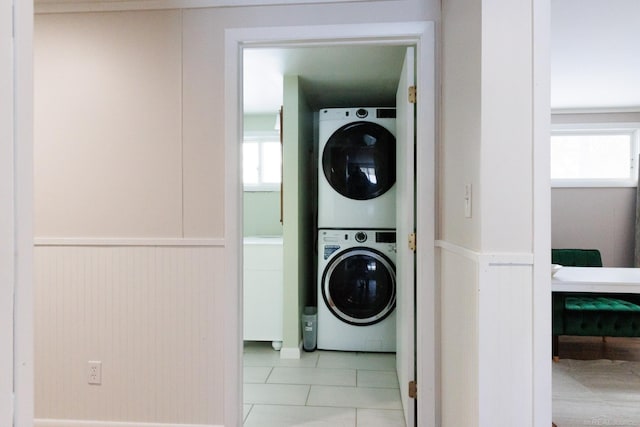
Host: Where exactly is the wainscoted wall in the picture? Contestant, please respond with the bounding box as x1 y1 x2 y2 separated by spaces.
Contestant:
438 242 535 427
34 242 224 426
440 246 478 427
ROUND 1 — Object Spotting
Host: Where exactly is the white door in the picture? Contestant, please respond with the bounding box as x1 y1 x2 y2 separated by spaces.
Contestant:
395 46 416 427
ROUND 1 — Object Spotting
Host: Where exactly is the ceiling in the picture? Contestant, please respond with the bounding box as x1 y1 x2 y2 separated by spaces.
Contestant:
550 0 640 111
243 45 407 114
244 0 640 114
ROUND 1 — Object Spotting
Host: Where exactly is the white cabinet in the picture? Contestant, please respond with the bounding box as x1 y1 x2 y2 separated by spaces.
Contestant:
243 236 283 350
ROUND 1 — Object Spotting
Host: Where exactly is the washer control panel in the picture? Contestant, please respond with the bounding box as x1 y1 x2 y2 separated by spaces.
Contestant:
320 230 397 259
323 244 341 260
354 231 368 243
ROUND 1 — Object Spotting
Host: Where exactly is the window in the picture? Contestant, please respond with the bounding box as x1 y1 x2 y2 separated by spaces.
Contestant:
243 133 281 191
551 124 640 187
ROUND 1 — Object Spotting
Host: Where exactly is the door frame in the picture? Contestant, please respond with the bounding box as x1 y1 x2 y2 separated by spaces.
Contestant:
224 21 436 427
2 0 34 425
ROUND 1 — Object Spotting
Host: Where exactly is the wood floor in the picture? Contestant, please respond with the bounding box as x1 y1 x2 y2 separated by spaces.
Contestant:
557 336 640 361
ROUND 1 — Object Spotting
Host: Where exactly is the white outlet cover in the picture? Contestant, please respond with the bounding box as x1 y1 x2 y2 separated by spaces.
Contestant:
88 361 102 385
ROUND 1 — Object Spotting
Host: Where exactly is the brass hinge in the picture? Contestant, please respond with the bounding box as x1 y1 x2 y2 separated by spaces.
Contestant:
408 86 417 104
408 380 417 399
408 233 416 252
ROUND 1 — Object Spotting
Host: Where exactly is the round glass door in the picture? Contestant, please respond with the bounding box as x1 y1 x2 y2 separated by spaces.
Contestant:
322 248 396 326
322 121 396 200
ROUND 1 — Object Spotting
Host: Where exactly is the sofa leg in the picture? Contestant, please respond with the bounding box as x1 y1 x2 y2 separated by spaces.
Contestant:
602 336 607 343
552 335 559 362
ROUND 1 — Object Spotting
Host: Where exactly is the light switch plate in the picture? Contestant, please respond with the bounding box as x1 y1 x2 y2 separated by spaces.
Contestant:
464 184 472 218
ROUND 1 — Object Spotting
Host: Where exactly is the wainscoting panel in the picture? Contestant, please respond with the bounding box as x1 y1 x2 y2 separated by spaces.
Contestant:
437 241 535 427
34 245 225 425
439 248 479 427
477 258 534 427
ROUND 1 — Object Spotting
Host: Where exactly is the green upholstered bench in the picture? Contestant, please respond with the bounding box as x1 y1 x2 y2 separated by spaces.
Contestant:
552 249 640 359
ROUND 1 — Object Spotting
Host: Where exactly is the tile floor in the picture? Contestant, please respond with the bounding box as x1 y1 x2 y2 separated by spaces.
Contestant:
243 341 407 427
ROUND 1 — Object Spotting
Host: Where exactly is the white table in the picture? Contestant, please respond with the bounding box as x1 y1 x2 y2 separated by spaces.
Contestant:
552 267 640 294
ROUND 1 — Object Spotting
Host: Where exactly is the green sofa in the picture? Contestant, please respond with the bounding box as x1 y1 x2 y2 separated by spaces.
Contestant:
552 249 640 359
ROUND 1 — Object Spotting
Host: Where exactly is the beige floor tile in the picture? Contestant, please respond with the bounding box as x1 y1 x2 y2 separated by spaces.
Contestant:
244 404 356 427
268 367 356 386
244 383 310 405
357 370 399 388
243 349 320 368
244 366 272 383
243 404 252 422
317 351 396 370
307 385 402 410
357 408 406 427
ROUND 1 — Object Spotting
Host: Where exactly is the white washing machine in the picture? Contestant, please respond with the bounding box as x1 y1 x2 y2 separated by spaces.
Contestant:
317 228 396 352
318 107 396 229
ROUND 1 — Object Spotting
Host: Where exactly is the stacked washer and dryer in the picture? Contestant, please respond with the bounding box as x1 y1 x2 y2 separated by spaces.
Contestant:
317 107 397 353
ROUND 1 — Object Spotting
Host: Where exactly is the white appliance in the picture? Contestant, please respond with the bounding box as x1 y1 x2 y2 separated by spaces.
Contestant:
318 107 396 229
243 236 283 351
317 228 396 352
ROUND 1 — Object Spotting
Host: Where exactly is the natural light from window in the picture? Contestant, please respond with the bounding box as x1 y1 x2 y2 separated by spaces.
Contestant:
550 126 639 187
243 137 281 190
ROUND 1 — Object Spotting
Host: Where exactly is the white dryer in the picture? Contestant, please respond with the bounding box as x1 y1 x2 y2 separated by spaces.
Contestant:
317 228 396 352
318 107 396 229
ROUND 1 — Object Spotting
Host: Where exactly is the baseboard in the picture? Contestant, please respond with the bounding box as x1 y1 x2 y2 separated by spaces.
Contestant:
279 341 302 359
35 419 221 427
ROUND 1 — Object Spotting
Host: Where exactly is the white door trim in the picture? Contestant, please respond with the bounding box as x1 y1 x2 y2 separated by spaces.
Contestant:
532 0 552 424
0 0 15 423
224 21 436 427
4 0 34 426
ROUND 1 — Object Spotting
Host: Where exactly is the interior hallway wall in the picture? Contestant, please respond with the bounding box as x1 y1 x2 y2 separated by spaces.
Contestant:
243 113 283 237
281 75 314 355
34 1 438 425
552 187 635 267
440 0 545 425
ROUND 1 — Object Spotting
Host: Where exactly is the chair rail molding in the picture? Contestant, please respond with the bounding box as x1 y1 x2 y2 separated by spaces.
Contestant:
35 0 398 14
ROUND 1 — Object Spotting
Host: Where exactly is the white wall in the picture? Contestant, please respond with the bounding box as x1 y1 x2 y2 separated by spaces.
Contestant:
440 0 548 426
552 188 635 267
34 2 438 425
243 113 283 237
440 0 481 250
281 75 315 355
34 10 185 238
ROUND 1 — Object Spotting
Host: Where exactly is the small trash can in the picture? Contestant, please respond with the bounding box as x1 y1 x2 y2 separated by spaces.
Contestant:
301 306 317 352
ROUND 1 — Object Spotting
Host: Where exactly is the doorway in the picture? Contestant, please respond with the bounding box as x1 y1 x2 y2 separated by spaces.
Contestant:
224 22 436 427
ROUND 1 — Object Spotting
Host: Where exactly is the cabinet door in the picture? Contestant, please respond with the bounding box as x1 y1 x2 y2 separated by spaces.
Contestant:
243 244 283 341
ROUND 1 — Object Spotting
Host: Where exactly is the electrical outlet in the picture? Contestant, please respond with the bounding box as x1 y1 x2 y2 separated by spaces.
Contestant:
88 361 102 385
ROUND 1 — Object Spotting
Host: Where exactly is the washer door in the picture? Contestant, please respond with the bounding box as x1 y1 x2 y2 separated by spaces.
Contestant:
322 121 396 200
322 248 396 326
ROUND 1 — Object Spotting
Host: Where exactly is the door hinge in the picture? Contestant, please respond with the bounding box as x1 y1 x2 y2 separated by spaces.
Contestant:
408 86 417 104
408 380 417 399
408 232 416 252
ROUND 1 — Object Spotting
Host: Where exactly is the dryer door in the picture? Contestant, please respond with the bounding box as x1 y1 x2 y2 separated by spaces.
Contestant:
322 121 396 200
322 248 396 326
